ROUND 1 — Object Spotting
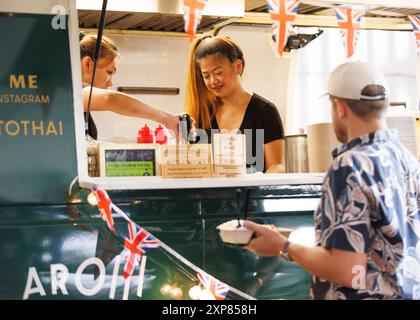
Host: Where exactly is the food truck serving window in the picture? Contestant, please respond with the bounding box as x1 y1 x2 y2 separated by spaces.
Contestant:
0 1 324 194
71 10 324 191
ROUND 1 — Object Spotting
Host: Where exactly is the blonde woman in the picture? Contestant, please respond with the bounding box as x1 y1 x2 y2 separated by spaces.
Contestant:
184 35 285 173
80 33 179 140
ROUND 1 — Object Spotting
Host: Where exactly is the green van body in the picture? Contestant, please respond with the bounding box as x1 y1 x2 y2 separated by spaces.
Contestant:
0 3 320 300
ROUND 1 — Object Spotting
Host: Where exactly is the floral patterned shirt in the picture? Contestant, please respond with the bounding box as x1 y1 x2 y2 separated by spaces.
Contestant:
311 129 420 300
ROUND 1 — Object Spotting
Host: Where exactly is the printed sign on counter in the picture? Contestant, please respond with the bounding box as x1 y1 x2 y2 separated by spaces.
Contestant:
213 133 246 177
98 143 159 177
160 144 213 178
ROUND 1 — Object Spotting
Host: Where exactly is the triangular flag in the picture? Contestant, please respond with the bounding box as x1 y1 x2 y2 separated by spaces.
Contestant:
197 269 229 300
335 7 365 58
93 189 116 233
408 16 420 55
267 0 300 57
122 221 160 279
183 0 208 40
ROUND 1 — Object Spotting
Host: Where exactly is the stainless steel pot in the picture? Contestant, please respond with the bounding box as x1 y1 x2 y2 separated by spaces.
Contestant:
284 132 309 173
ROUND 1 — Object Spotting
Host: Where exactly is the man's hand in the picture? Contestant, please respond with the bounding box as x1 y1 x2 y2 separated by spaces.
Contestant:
244 222 368 289
243 221 289 257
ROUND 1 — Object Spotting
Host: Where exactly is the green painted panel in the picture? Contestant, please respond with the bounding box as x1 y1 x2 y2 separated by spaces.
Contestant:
0 199 204 300
0 13 77 204
0 186 318 300
204 213 313 300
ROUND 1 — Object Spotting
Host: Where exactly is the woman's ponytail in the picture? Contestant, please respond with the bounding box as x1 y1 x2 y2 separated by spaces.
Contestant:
184 35 215 130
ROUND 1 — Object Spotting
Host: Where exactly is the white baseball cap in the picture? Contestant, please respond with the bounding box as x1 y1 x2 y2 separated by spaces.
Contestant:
326 61 389 101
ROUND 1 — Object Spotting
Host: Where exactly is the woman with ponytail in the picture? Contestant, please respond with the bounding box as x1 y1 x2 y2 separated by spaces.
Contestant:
80 32 180 140
184 35 285 173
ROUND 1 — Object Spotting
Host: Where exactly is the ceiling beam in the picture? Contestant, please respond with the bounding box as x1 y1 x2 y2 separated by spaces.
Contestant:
81 28 189 39
300 0 420 10
238 12 412 31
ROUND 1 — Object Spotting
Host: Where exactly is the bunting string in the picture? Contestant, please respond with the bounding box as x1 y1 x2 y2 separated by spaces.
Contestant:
93 188 255 300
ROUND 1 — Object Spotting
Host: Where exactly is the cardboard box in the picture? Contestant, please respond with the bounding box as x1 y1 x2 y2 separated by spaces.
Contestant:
213 134 246 177
160 144 213 178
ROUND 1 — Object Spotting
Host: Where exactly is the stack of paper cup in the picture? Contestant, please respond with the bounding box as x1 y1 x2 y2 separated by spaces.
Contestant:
307 122 340 173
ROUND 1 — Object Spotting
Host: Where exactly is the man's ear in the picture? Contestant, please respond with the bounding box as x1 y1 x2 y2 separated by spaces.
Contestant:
334 98 348 119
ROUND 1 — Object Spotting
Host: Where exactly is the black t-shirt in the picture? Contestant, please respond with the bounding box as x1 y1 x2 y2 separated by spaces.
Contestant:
205 93 285 172
82 82 98 140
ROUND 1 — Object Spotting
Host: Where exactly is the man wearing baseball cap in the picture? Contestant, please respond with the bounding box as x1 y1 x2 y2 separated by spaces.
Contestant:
244 61 420 299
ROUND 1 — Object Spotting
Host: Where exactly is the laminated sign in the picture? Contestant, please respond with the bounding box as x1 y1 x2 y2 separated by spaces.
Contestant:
213 133 246 177
160 144 213 178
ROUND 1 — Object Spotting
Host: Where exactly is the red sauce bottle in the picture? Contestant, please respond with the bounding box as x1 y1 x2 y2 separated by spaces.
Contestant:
154 124 168 145
137 124 154 143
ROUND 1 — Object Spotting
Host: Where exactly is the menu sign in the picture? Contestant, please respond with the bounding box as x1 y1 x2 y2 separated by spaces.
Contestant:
213 133 246 177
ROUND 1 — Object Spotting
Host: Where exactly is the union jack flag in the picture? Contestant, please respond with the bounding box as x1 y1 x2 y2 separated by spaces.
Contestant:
197 270 229 300
183 0 208 40
267 0 300 57
408 16 420 55
335 7 364 58
93 189 115 233
123 222 160 279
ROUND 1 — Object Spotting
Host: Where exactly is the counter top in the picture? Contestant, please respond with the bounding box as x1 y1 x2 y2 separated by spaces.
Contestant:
79 172 325 190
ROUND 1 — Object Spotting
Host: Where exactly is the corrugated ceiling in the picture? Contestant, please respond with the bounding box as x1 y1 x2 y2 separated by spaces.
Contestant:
78 0 420 32
244 1 420 17
78 10 228 32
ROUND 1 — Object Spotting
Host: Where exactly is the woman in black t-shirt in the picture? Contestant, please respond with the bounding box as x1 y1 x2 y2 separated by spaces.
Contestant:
184 35 285 173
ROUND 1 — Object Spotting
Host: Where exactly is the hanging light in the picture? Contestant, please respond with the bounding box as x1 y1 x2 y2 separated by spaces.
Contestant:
160 283 172 296
87 192 98 205
170 286 183 300
188 285 202 300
